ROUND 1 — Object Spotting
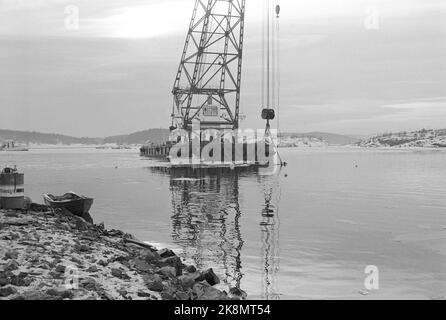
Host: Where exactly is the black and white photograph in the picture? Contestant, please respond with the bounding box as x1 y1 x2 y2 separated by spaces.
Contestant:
0 0 445 308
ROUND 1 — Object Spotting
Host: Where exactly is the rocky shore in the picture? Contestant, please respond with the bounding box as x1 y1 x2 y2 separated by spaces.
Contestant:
0 206 245 300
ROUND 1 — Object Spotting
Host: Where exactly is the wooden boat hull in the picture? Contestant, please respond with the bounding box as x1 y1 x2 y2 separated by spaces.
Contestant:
43 192 93 216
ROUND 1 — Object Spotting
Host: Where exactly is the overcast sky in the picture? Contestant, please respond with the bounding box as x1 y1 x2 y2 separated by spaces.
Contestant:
0 0 445 137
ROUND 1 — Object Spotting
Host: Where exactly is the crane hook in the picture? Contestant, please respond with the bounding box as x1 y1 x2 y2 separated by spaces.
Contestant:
275 5 281 18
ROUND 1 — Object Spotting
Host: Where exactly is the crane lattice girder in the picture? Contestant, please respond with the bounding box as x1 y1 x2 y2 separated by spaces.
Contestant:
172 0 246 130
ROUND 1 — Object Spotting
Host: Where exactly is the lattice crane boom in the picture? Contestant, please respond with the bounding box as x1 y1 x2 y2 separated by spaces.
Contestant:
172 0 246 131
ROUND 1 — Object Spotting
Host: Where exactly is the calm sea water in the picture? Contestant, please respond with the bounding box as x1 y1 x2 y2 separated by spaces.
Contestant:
1 147 445 299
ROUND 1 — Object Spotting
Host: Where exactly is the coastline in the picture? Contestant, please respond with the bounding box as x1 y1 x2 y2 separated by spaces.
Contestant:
0 206 243 300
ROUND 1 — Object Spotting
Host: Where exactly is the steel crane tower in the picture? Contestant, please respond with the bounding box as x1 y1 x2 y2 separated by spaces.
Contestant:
171 0 246 131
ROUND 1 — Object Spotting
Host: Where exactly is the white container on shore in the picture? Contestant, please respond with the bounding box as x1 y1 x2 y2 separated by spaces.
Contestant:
0 166 25 210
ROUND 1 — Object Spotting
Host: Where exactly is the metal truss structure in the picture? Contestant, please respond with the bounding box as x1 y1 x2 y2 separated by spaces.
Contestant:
172 0 246 131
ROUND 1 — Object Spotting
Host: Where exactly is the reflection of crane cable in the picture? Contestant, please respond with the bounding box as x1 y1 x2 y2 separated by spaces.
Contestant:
259 173 281 300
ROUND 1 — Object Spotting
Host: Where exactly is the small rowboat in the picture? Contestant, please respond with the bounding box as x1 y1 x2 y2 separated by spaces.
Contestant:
43 192 94 216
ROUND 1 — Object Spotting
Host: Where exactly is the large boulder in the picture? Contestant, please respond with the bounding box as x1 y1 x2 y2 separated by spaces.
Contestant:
202 268 220 286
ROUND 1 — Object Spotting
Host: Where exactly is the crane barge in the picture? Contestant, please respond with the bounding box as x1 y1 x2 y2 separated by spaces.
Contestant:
141 0 282 168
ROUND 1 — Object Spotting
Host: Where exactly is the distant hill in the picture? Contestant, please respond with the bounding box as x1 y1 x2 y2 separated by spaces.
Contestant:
0 129 101 145
103 129 170 145
281 132 360 145
359 129 446 148
0 128 171 146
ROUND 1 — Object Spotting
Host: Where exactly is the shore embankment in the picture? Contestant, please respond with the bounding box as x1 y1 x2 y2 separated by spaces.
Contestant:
0 206 244 300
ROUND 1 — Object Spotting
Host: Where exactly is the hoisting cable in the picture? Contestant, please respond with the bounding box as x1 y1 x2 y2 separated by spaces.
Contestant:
274 3 285 166
262 0 266 109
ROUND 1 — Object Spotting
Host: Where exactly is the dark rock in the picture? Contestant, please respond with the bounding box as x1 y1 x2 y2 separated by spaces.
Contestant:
144 275 164 292
5 211 19 218
19 290 63 300
179 274 197 289
158 266 176 278
193 283 227 300
0 285 18 297
0 277 9 286
229 287 247 299
158 256 184 276
10 275 32 287
78 244 90 252
98 260 108 267
49 271 62 279
130 258 152 273
185 265 197 273
137 291 152 298
202 268 220 286
118 289 128 297
175 291 191 300
4 260 19 272
4 250 19 260
86 265 99 273
111 268 129 280
101 292 115 300
46 288 73 299
55 264 66 273
158 248 176 258
30 203 49 212
97 222 105 231
80 277 98 291
70 257 83 265
139 250 160 262
160 286 176 300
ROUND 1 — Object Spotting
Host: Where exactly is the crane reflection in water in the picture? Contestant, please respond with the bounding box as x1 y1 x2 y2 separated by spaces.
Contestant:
149 166 282 299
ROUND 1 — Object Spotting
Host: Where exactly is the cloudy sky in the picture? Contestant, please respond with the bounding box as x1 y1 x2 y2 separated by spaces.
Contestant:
0 0 445 137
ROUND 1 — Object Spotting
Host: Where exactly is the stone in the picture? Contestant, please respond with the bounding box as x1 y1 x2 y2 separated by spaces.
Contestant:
111 268 129 280
229 287 247 299
4 250 19 260
137 291 152 298
158 256 184 276
144 275 164 292
46 288 74 299
175 291 190 300
97 222 105 230
130 259 152 273
202 268 220 286
86 265 99 273
4 260 19 272
55 264 66 273
98 260 108 267
102 292 115 300
49 271 62 279
5 211 19 218
139 250 160 262
158 266 176 278
0 277 9 286
81 277 98 291
198 286 228 301
158 248 176 258
0 285 18 297
74 243 90 252
19 290 63 300
160 286 176 300
118 289 128 297
10 275 32 287
179 274 198 289
184 265 197 273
